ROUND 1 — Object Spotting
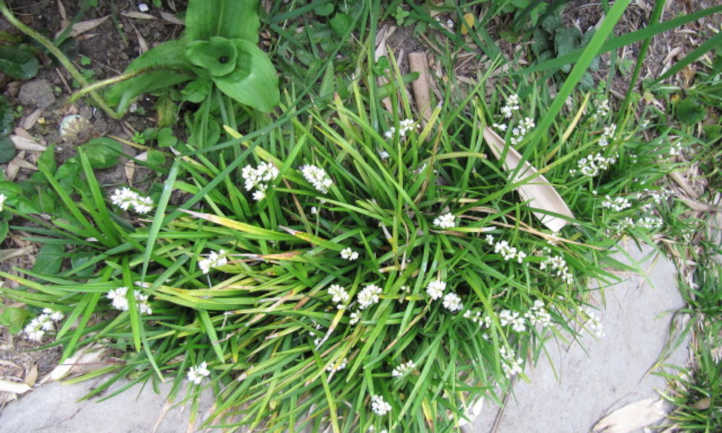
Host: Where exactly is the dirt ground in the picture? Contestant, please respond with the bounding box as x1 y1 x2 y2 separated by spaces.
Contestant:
0 0 719 409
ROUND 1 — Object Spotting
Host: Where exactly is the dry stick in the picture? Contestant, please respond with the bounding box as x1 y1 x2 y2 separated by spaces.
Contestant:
408 52 433 125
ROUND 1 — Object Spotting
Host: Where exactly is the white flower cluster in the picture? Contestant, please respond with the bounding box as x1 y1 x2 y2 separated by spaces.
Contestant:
582 306 604 338
501 94 520 118
325 358 347 373
494 240 527 263
300 165 333 194
110 187 153 214
433 212 455 229
592 97 610 121
492 122 506 132
371 394 392 416
0 193 6 212
598 124 617 147
442 292 463 312
384 118 417 139
539 253 573 285
426 279 446 300
463 310 492 329
510 117 535 146
357 284 382 310
637 215 663 230
575 152 617 177
340 247 359 261
392 360 415 378
328 284 350 309
24 308 64 342
107 286 152 315
187 361 210 384
669 141 684 157
499 346 522 378
524 300 552 328
349 310 361 325
499 309 526 333
242 162 279 201
601 195 632 212
199 249 228 274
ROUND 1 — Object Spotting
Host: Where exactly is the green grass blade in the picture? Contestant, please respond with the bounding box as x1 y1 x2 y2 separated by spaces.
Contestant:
78 149 120 244
198 309 224 363
141 160 179 280
653 30 722 85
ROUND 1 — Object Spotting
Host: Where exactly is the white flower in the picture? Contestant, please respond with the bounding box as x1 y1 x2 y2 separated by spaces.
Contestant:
540 255 573 284
340 247 359 261
492 123 507 132
106 286 152 315
392 360 415 378
576 152 617 177
137 3 149 12
328 284 350 304
384 119 417 139
357 284 382 309
242 162 278 200
524 300 551 328
325 358 347 373
301 165 333 194
582 306 604 338
499 346 522 378
601 195 632 212
426 279 446 300
110 187 154 214
433 212 455 229
494 240 525 262
24 317 46 341
198 250 228 274
0 193 6 211
187 361 210 384
371 395 392 416
499 309 526 332
349 310 361 325
442 292 462 312
501 94 520 118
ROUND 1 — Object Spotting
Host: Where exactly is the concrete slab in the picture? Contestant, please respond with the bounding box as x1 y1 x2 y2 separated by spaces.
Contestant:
0 378 213 433
467 242 690 433
0 242 688 433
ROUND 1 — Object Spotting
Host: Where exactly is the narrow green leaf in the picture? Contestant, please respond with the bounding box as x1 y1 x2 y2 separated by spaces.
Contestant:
141 161 179 280
198 309 224 363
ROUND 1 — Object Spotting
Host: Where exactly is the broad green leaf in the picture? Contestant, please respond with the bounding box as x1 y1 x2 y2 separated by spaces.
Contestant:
78 138 122 169
0 306 29 334
105 40 194 114
0 46 38 79
329 13 352 37
181 78 212 103
0 135 15 163
675 97 706 125
185 0 260 43
0 95 12 136
32 243 64 275
157 127 177 147
38 144 56 173
213 40 279 113
314 3 334 17
185 37 238 77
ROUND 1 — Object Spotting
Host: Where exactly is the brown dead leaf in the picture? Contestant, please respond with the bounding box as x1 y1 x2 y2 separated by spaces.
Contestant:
21 108 43 131
409 52 432 124
42 345 106 383
24 364 38 387
55 16 109 39
592 398 666 433
483 127 575 232
0 379 31 395
10 135 46 152
160 11 184 25
692 397 711 410
121 11 156 20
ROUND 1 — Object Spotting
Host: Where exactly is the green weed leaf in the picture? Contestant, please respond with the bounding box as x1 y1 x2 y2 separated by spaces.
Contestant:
105 40 194 114
32 243 64 275
185 37 238 77
0 135 15 163
676 97 706 125
0 46 38 79
329 13 352 37
0 305 29 334
185 0 260 43
181 78 212 103
0 95 12 136
78 138 122 169
213 40 279 113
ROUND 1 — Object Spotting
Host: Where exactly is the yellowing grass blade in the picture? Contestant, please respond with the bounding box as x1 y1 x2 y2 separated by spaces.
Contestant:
483 127 574 232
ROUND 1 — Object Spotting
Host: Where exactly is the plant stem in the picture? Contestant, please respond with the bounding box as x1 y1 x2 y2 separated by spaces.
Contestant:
0 1 121 119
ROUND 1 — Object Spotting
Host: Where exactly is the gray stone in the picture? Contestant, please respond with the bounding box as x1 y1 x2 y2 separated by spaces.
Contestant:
467 242 689 433
18 79 55 109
